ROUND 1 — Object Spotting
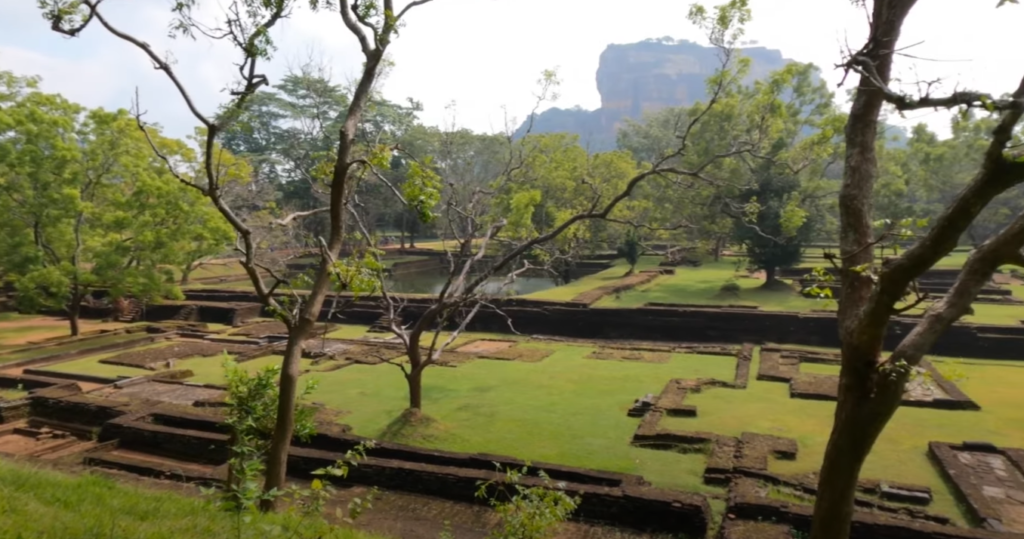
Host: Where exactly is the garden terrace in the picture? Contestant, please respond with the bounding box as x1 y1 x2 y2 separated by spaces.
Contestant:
3 310 1024 533
178 275 1024 360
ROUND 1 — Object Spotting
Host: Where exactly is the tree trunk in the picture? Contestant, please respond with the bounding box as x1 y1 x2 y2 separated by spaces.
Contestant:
180 266 193 287
811 368 905 539
68 304 81 337
764 265 777 285
259 322 312 511
400 214 407 249
714 236 724 262
818 2 918 534
406 368 423 410
67 291 82 337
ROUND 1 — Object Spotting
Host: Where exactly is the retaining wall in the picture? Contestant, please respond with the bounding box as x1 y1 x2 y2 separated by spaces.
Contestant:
178 290 1024 360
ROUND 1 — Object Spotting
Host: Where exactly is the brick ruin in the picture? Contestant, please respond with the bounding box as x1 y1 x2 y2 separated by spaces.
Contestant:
0 308 1021 537
621 343 1021 537
180 288 1024 361
758 346 981 411
930 442 1024 533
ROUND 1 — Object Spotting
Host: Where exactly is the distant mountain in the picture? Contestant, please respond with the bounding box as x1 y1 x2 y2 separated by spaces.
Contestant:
514 39 803 152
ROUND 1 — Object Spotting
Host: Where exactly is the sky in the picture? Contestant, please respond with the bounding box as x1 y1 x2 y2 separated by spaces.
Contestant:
1 0 1022 142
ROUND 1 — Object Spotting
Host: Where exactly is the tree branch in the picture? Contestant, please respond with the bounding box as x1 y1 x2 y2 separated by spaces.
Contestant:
846 54 1024 113
877 75 1024 306
273 207 329 227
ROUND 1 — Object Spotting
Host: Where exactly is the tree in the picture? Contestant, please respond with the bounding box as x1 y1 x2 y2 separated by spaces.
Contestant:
356 0 756 413
810 1 1024 537
730 63 841 285
0 73 185 335
40 0 437 509
616 228 643 275
736 144 812 285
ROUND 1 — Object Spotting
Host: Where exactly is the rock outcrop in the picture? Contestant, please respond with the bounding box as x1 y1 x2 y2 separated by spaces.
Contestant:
514 39 803 152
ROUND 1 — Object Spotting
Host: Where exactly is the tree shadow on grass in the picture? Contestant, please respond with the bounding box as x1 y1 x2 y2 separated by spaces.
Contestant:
377 408 447 444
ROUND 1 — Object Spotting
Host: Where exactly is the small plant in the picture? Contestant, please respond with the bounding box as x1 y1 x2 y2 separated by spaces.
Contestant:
438 520 456 539
616 229 643 276
206 356 318 525
311 441 379 523
720 281 742 294
475 464 580 539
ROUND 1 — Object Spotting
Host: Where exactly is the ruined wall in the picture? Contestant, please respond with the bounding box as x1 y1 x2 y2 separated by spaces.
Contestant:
180 290 1024 360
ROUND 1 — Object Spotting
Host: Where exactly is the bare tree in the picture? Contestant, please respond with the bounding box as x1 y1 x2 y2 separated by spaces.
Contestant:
347 0 761 412
810 1 1024 537
40 0 436 510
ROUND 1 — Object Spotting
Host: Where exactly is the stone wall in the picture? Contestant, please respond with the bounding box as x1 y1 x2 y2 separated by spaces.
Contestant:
80 405 709 536
178 290 1024 360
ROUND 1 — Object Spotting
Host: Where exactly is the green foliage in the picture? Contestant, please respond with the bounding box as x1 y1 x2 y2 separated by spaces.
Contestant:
475 465 580 539
329 250 385 297
875 113 1024 247
402 158 443 223
0 72 220 330
220 357 318 513
0 459 380 539
491 133 640 253
616 229 643 271
720 280 742 294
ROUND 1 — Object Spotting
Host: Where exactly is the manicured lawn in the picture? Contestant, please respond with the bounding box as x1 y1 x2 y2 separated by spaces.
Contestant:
599 260 819 312
41 351 311 385
525 257 663 302
661 350 1024 523
0 460 381 539
303 343 736 495
0 333 153 366
20 324 1024 526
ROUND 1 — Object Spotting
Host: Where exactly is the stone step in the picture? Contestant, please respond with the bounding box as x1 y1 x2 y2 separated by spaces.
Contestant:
85 449 225 485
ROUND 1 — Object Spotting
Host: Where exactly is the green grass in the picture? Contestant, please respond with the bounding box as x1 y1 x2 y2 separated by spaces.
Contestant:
524 257 662 302
799 362 841 375
795 247 972 270
0 389 28 400
660 350 1024 523
302 344 736 494
598 260 819 312
40 351 311 385
0 460 381 539
0 312 33 323
326 324 374 340
0 333 153 365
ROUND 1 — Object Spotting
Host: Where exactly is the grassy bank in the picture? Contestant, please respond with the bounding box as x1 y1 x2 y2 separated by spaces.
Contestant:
0 459 382 539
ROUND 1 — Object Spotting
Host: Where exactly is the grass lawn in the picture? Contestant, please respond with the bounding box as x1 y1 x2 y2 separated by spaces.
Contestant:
302 343 736 495
598 260 819 312
0 333 154 366
0 389 28 400
0 460 380 539
795 247 972 270
525 257 663 302
660 350 1024 523
40 350 311 385
17 324 1024 526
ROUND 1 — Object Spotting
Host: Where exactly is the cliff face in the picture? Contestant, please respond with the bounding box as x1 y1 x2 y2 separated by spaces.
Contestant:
515 40 799 152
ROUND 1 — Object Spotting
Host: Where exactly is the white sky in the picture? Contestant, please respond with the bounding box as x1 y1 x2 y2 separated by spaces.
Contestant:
1 0 1022 141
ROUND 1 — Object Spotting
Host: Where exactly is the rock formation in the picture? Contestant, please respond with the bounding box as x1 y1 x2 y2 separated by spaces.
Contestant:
513 39 804 152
